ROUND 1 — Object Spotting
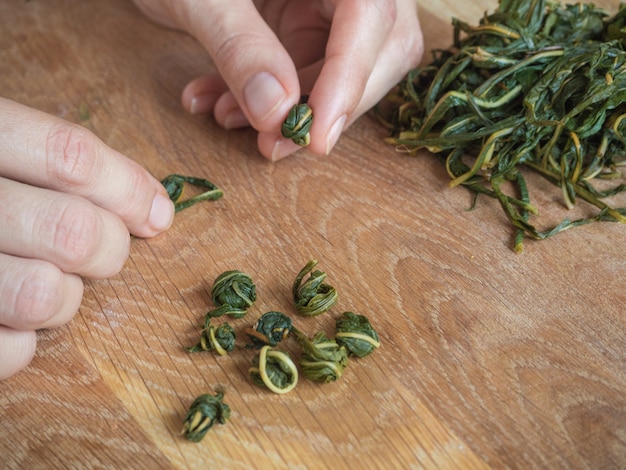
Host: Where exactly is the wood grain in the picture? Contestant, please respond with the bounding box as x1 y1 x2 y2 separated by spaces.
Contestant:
1 0 624 468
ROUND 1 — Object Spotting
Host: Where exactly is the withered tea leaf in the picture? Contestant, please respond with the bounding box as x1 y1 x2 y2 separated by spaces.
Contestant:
379 0 626 251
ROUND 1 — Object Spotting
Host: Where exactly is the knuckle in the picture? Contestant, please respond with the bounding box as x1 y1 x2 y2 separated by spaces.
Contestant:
11 265 65 329
45 122 100 190
46 200 101 271
111 163 151 222
213 31 265 73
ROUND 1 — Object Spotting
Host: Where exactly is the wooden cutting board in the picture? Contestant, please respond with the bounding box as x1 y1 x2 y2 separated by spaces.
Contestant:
1 0 624 468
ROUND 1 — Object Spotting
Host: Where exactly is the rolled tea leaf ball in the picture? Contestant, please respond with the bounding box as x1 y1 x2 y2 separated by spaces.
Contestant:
335 311 381 358
181 391 231 442
292 259 338 316
245 311 293 348
292 328 348 383
211 270 257 311
249 346 298 394
186 321 236 356
281 102 313 146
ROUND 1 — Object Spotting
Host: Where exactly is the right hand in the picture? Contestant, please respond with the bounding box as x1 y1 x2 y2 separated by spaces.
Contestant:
132 0 424 161
0 97 175 380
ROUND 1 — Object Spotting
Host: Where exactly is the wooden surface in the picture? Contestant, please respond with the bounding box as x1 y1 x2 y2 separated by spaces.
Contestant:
1 1 625 468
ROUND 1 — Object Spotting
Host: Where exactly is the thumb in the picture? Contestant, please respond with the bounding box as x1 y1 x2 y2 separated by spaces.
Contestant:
180 0 301 132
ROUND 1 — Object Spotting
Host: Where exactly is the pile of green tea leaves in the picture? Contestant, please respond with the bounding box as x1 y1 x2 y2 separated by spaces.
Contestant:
380 0 626 251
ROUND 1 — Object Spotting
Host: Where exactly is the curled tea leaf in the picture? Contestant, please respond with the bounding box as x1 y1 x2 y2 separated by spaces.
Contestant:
161 174 223 213
186 321 236 356
292 259 338 316
245 311 293 348
249 345 298 394
281 101 313 146
335 311 381 358
292 328 348 383
204 303 248 320
206 270 256 319
181 391 231 442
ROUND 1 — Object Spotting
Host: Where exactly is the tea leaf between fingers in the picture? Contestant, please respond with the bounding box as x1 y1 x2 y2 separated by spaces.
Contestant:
161 174 223 213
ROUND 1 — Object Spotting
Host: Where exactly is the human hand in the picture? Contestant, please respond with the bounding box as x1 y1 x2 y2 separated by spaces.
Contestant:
0 98 175 380
132 0 424 160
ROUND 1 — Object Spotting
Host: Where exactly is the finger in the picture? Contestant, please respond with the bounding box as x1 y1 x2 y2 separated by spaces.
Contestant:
181 73 229 115
0 327 36 381
257 132 302 161
340 0 424 122
260 15 423 163
181 0 301 132
0 177 131 279
306 0 420 155
257 60 325 160
132 0 181 29
214 91 252 130
306 0 396 155
0 98 174 238
255 0 400 159
0 252 83 331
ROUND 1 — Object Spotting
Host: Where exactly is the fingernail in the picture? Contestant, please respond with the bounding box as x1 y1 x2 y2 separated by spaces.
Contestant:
326 115 347 155
244 72 286 122
271 139 285 162
271 138 301 162
190 93 218 115
224 108 249 130
149 194 175 232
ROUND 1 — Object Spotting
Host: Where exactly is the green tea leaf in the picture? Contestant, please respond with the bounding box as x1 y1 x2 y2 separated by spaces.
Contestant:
181 391 230 442
292 260 338 316
379 0 626 251
161 174 223 213
292 328 348 383
249 346 298 394
281 99 313 146
335 311 381 358
245 311 293 348
186 321 236 356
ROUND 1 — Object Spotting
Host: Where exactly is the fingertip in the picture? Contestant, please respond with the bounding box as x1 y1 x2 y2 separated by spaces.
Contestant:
257 133 303 161
52 272 84 329
214 92 250 130
0 327 36 381
187 93 220 116
148 193 175 234
181 74 228 115
324 114 347 155
123 178 175 240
